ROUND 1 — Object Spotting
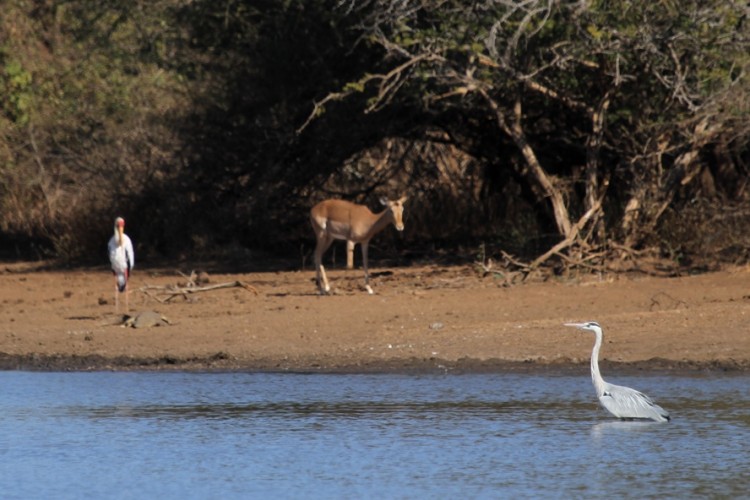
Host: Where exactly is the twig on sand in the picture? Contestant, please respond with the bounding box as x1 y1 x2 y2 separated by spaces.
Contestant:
140 270 259 303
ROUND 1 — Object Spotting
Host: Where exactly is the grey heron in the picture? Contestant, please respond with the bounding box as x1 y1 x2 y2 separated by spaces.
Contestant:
108 217 135 313
564 321 671 422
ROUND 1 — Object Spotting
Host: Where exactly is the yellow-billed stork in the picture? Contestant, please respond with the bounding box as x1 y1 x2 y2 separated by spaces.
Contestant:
107 216 134 312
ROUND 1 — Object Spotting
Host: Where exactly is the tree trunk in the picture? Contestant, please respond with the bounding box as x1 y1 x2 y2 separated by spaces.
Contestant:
621 118 720 248
584 91 612 242
480 89 573 238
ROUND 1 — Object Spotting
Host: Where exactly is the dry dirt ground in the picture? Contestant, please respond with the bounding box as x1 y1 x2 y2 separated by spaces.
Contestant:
1 259 749 373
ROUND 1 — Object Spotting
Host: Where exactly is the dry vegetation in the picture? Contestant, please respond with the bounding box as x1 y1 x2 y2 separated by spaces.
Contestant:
1 1 749 277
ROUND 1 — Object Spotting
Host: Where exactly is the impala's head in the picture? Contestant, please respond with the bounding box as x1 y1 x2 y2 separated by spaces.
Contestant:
380 196 407 231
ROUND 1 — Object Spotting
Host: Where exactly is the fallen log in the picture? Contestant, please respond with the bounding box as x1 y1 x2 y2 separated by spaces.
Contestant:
140 280 259 303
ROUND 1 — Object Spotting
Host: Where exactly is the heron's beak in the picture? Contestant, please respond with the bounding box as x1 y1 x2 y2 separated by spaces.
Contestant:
564 322 586 328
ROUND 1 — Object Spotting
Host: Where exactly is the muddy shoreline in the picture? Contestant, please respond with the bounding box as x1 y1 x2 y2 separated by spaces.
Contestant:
2 262 750 374
2 353 747 374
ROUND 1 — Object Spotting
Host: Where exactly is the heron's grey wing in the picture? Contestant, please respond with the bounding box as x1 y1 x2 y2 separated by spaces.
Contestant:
600 383 670 421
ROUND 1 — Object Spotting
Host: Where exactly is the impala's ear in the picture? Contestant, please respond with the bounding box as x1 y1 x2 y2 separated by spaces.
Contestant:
398 196 408 204
379 197 388 206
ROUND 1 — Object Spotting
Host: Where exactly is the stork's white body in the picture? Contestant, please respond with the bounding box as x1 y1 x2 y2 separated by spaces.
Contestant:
108 217 134 312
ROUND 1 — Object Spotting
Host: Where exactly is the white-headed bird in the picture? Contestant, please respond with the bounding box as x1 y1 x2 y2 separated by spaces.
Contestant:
108 217 134 312
564 321 670 422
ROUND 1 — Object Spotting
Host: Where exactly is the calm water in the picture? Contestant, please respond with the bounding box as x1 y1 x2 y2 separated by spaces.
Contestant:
1 371 748 499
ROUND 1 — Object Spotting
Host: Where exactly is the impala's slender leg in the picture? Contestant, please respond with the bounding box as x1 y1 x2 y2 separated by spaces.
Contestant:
346 240 355 269
361 241 374 295
314 234 334 294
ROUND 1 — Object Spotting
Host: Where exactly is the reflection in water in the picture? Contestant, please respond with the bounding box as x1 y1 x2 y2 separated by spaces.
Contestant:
590 419 665 439
70 399 592 422
1 372 749 498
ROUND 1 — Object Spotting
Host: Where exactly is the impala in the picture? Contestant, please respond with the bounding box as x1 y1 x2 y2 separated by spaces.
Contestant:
310 196 407 294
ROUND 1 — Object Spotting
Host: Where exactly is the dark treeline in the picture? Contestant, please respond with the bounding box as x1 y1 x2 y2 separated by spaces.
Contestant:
1 0 749 271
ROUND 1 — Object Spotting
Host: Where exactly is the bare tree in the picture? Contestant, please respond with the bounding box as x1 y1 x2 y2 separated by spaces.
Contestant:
300 0 750 268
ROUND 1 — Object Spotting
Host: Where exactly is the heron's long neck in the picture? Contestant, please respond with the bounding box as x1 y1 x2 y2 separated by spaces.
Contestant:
590 329 606 396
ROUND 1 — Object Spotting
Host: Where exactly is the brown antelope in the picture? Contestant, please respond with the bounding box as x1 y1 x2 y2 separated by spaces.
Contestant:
310 196 407 294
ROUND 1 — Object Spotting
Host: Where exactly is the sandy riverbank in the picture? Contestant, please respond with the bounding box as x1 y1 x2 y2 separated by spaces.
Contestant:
1 261 749 373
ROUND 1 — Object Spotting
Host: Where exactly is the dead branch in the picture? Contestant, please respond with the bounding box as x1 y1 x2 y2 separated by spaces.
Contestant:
609 242 644 260
140 280 259 303
528 192 605 271
296 52 442 134
500 250 530 271
553 249 607 272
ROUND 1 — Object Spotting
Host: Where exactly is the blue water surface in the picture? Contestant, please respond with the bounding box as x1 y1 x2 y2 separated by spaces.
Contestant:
1 371 748 499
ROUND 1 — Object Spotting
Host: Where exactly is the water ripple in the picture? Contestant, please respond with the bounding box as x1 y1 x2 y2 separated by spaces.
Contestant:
1 372 748 499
